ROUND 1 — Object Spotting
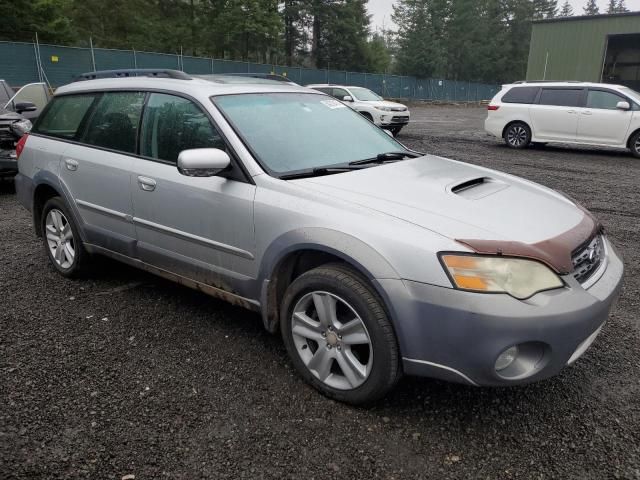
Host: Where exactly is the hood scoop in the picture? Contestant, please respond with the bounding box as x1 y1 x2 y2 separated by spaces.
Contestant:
449 176 509 200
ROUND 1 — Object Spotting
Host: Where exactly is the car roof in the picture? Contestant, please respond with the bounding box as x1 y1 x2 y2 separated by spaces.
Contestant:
55 76 318 97
307 84 369 89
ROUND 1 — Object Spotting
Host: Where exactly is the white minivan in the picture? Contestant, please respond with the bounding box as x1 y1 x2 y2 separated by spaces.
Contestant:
485 81 640 158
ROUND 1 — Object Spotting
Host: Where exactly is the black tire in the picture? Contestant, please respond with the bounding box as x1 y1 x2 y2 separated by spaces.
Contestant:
504 122 531 149
280 263 401 405
41 196 90 277
360 112 374 123
630 131 640 159
391 126 403 137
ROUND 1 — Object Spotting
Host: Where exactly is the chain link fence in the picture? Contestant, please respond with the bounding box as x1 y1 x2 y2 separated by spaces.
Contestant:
0 40 500 102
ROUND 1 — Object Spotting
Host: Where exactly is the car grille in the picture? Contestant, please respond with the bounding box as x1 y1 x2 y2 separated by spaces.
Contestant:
391 116 410 123
0 120 14 145
571 235 604 284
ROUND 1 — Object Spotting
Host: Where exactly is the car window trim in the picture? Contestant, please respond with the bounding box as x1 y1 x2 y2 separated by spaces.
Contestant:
43 88 254 185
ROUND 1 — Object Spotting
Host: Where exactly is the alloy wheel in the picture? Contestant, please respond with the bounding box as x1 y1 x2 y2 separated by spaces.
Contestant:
45 209 75 269
291 291 373 390
507 125 528 147
635 136 640 155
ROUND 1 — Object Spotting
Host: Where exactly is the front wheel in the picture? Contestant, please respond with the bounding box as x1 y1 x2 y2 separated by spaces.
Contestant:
630 131 640 159
504 122 531 149
280 264 401 405
391 126 403 137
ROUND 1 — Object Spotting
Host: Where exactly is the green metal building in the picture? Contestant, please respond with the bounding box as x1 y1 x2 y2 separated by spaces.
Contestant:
527 11 640 90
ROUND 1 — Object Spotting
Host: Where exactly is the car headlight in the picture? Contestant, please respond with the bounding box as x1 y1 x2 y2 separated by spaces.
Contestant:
11 119 32 137
377 106 394 112
440 254 564 300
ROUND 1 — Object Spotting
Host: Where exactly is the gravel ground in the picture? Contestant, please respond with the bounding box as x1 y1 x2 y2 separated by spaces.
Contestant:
1 105 639 479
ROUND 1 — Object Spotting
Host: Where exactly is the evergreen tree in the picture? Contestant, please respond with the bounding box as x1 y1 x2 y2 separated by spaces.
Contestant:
583 0 599 14
558 0 573 16
607 0 618 12
532 0 558 19
616 0 630 12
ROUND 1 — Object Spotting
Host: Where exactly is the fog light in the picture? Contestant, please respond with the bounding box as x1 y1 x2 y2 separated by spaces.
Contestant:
495 346 519 372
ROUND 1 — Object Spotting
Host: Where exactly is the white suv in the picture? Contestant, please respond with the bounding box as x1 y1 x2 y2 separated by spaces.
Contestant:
485 81 640 158
307 84 410 136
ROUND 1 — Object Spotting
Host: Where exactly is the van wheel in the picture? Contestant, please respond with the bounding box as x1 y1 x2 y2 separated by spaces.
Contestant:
504 122 531 149
630 131 640 159
280 264 401 405
41 197 90 277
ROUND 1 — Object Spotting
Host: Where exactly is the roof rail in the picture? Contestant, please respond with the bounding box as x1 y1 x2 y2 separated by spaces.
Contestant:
513 80 584 84
74 69 192 82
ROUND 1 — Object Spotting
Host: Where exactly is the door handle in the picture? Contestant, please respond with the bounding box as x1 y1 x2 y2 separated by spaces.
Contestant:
567 110 577 114
64 158 78 171
581 110 593 115
137 176 156 192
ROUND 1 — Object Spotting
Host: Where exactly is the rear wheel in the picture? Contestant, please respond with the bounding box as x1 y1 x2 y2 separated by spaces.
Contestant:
630 131 640 159
504 122 531 149
41 197 90 277
280 264 401 405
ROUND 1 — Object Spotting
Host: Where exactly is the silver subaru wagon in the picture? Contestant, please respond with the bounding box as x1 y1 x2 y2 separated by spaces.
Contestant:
14 70 624 404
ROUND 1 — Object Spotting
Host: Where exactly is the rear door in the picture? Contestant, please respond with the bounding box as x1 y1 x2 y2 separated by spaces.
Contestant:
529 88 585 141
576 89 634 146
57 91 145 255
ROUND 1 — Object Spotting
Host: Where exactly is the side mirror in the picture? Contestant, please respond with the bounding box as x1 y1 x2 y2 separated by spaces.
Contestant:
342 95 353 102
616 101 631 110
14 101 37 113
177 148 231 177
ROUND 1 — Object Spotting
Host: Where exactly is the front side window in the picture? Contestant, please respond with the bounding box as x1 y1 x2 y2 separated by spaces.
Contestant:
587 90 625 110
82 92 145 153
33 94 97 139
213 93 403 175
331 88 350 100
140 93 225 163
8 83 50 111
539 88 584 107
349 87 383 102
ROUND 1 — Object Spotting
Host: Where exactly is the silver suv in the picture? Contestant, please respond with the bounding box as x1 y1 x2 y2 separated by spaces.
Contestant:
15 70 623 404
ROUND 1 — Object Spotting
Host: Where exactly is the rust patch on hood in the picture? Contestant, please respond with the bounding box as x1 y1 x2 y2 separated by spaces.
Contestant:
456 206 601 274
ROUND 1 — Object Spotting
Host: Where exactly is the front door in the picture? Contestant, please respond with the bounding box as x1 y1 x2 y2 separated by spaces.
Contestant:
576 89 634 146
130 92 256 295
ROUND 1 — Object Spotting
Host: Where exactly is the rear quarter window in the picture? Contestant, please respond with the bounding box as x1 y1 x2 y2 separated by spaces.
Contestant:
33 94 97 139
501 87 540 104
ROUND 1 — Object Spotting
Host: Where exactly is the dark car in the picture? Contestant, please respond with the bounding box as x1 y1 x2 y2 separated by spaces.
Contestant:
0 80 50 176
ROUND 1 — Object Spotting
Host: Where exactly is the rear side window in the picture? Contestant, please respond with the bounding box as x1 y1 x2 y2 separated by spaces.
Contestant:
82 92 145 154
33 94 96 139
140 93 225 164
586 90 625 110
502 87 539 104
539 88 583 107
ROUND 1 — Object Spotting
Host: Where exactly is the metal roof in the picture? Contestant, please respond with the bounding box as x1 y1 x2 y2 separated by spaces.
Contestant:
533 11 640 24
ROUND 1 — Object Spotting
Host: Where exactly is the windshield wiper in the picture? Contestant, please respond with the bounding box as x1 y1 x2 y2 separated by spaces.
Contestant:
279 166 361 180
349 150 422 166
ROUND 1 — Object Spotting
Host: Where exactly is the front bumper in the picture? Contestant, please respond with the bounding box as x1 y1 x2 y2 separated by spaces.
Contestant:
376 237 624 386
379 112 410 128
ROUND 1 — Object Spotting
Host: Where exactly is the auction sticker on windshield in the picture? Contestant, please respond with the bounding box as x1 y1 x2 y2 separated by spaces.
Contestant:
321 99 346 109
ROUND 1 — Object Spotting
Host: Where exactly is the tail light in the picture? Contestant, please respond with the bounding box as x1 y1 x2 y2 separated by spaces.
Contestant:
15 133 29 160
487 105 500 111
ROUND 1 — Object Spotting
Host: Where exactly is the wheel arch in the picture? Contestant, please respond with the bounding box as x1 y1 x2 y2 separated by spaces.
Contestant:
626 127 640 149
32 182 63 237
258 228 399 334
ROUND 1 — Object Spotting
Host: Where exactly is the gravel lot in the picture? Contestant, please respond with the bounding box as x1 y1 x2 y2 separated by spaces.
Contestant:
1 105 639 479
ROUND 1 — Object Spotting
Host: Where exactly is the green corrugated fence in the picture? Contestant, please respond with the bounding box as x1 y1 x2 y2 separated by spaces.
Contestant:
0 40 500 101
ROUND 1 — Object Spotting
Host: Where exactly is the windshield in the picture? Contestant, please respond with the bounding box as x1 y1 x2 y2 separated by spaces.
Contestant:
620 86 640 103
349 87 383 102
213 93 404 175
